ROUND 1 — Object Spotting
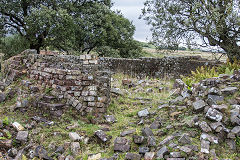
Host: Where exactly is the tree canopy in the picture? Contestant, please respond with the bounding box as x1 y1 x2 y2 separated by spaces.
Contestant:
0 0 141 58
141 0 240 61
71 2 136 54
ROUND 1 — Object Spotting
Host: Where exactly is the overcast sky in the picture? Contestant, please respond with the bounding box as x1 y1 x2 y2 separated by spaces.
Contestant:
112 0 151 42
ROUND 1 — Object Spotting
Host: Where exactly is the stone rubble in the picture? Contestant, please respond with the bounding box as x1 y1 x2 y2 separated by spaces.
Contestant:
0 50 240 159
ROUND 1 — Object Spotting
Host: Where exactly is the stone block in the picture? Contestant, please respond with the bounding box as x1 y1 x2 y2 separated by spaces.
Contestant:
85 54 92 60
89 60 98 64
76 103 83 111
72 100 80 107
88 86 97 91
82 91 89 96
96 102 104 108
75 81 82 86
74 92 81 97
85 107 93 113
88 102 96 107
89 91 97 96
96 108 106 113
83 60 89 65
80 55 86 59
83 96 95 102
98 96 108 103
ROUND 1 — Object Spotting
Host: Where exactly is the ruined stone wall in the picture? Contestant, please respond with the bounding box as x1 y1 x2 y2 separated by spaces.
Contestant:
100 56 219 78
2 49 219 120
3 50 111 120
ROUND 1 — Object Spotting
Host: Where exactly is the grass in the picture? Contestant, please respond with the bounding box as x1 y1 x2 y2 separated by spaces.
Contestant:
143 48 228 62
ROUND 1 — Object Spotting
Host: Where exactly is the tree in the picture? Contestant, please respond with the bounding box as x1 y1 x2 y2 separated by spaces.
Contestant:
141 0 240 61
0 0 111 53
68 2 138 56
0 0 141 58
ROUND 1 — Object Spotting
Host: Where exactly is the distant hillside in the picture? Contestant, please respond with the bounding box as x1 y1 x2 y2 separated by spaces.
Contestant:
137 41 156 49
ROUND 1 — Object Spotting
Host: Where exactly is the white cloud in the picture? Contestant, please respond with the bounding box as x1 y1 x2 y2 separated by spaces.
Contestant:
111 0 151 42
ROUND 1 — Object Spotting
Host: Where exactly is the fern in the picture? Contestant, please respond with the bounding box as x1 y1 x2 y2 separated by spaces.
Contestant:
182 59 240 89
218 58 240 74
182 66 219 89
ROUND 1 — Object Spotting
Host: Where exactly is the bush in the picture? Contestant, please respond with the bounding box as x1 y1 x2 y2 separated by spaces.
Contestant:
95 40 144 58
0 34 29 60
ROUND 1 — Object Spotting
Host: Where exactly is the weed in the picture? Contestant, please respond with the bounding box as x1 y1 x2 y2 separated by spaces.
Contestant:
87 114 94 122
236 136 240 147
5 130 12 139
45 87 53 94
3 116 9 126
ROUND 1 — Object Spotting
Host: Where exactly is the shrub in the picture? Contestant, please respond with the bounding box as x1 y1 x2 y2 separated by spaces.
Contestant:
0 34 29 60
181 66 218 89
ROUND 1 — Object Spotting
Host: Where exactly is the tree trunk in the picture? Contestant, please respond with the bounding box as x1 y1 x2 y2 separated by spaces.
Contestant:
30 44 41 54
219 41 240 63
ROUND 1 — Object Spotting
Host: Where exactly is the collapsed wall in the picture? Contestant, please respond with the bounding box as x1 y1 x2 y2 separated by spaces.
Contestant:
3 50 111 120
100 56 219 78
2 49 219 120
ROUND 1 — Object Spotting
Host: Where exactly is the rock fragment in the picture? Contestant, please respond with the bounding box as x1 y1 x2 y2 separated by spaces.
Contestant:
71 142 80 156
133 135 145 144
139 147 149 154
125 153 141 160
16 131 28 142
114 137 131 152
142 127 154 137
206 108 223 122
69 132 82 141
178 134 191 144
199 121 212 132
170 152 182 158
95 130 108 143
12 122 24 131
201 140 210 154
120 129 136 137
35 146 53 160
221 87 238 95
138 109 149 118
156 146 169 159
144 152 155 160
88 153 101 160
193 100 206 112
104 115 116 123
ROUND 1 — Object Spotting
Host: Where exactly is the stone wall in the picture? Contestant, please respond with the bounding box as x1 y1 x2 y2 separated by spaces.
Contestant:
2 49 219 120
100 56 219 78
3 50 111 120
